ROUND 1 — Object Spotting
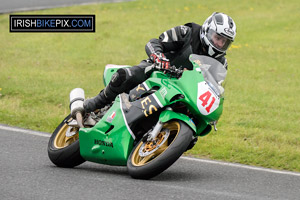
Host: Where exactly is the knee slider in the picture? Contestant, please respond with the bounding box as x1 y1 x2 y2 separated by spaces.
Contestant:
110 68 127 87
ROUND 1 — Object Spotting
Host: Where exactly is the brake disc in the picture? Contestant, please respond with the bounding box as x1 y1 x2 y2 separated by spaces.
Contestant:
138 129 170 157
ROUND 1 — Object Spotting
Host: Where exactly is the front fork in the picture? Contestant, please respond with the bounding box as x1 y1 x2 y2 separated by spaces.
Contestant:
144 107 173 142
146 121 164 141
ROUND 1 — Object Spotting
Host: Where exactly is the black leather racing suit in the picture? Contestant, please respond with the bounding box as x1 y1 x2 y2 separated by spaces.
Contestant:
83 23 228 112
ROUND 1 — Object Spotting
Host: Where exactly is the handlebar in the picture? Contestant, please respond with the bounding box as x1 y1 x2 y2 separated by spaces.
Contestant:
152 64 183 78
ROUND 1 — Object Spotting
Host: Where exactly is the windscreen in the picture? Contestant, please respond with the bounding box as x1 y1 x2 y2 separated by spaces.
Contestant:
189 54 227 96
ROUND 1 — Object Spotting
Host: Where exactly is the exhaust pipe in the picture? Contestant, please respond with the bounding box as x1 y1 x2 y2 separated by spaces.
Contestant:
69 88 85 128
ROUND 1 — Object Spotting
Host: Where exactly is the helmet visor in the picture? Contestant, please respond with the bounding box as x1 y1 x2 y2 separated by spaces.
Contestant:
207 29 232 51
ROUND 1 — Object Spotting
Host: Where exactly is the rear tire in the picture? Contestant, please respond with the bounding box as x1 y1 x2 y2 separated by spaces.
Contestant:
48 115 85 168
127 120 193 179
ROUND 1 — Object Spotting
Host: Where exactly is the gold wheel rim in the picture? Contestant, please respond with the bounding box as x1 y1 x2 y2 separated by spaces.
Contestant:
131 121 180 167
54 122 79 149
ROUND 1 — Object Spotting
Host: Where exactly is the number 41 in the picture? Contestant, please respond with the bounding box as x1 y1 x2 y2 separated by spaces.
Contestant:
199 91 216 113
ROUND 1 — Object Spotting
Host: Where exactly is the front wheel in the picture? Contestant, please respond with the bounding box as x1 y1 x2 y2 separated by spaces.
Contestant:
127 120 193 179
48 115 85 168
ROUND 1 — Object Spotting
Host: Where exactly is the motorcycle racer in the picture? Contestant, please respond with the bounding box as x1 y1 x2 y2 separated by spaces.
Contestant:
84 12 237 113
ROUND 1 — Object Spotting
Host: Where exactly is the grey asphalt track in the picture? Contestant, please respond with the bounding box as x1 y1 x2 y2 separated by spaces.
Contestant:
1 125 300 200
0 0 133 13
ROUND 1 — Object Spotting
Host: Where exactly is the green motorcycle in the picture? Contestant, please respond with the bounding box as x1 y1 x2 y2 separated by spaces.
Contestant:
47 54 227 179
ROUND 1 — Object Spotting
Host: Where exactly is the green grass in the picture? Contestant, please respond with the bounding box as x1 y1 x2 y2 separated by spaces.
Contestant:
0 0 300 171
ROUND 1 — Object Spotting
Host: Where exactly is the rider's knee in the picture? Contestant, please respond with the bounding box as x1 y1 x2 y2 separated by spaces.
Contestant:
110 68 127 87
109 66 148 93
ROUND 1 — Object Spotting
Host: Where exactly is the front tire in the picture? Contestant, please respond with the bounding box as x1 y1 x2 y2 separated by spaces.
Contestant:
48 115 85 168
127 120 193 179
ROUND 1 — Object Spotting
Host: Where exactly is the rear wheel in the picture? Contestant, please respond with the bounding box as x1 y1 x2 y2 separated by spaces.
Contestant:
48 115 85 168
127 120 193 179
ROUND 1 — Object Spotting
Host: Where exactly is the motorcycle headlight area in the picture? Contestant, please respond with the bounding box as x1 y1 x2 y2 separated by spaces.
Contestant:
206 81 221 97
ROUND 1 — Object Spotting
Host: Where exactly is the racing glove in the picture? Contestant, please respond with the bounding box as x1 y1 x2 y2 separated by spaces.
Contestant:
150 53 170 70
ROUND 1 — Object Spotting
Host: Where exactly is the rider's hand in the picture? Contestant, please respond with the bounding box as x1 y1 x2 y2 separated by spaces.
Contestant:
150 53 170 70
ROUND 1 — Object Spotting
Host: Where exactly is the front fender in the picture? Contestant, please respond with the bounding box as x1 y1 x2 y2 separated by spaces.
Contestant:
159 110 196 134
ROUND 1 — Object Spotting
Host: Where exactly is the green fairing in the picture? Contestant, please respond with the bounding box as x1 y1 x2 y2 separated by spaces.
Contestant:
79 96 134 166
78 55 226 165
142 60 224 136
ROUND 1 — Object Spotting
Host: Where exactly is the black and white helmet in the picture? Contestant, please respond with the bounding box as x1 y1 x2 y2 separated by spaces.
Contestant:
200 12 237 58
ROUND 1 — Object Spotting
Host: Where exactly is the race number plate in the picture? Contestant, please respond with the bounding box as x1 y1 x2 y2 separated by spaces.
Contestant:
197 82 220 115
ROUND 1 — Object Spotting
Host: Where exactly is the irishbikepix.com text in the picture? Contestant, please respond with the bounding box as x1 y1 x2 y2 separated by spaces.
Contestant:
10 15 95 32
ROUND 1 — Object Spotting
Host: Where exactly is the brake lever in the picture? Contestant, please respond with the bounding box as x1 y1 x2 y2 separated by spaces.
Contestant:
153 64 183 78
